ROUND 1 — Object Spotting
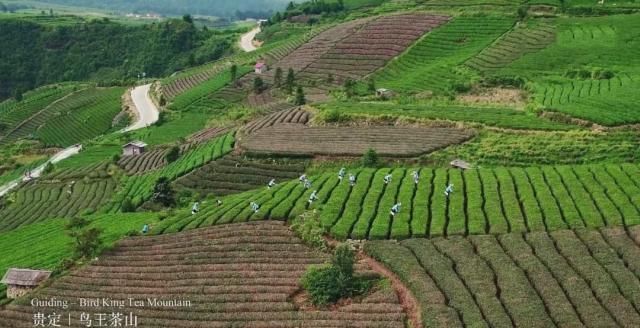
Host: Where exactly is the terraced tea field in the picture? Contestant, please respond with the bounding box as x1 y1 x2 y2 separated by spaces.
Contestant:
373 15 515 94
0 221 407 328
2 3 640 327
157 164 640 240
432 130 640 166
37 87 125 146
496 14 640 125
466 21 556 73
264 18 372 77
161 24 328 99
366 226 640 327
301 13 450 82
0 84 78 138
167 66 251 112
244 91 295 111
241 107 311 135
0 86 124 147
0 163 116 232
162 62 232 100
0 213 155 306
175 155 306 197
253 24 333 65
186 126 230 144
318 102 575 131
241 125 475 157
118 148 170 175
106 133 235 211
535 75 640 125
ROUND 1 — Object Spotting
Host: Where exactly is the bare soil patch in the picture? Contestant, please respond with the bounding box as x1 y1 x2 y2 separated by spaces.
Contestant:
458 87 527 107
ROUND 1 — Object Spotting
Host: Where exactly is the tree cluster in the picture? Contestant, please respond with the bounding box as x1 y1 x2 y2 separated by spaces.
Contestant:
0 17 231 100
65 216 103 260
269 0 345 24
301 244 373 305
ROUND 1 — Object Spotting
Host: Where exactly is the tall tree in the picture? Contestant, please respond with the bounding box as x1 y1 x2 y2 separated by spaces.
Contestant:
367 79 376 94
285 68 295 94
295 86 306 105
344 79 356 98
13 88 23 102
230 64 238 83
152 177 175 207
65 217 103 259
253 77 265 94
274 67 283 87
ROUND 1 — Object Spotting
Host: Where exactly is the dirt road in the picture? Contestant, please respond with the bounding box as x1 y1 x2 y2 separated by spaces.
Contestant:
240 26 261 52
0 144 83 197
123 84 159 132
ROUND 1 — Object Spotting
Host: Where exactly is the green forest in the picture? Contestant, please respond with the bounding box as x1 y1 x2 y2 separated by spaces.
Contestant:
0 16 233 100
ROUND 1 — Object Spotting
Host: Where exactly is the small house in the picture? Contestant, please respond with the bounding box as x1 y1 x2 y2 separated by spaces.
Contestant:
255 62 268 74
450 159 472 170
122 141 147 156
1 268 52 299
376 88 394 99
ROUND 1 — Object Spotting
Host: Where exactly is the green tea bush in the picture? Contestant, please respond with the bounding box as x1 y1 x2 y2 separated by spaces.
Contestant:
165 146 180 163
301 244 368 306
362 148 379 168
290 210 327 250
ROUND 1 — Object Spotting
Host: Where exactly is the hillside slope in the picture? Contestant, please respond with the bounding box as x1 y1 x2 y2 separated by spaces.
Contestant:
0 17 231 100
0 221 406 327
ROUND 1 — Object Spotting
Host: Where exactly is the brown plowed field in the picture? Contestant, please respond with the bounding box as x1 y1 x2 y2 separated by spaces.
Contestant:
241 124 474 157
301 13 450 83
242 107 311 135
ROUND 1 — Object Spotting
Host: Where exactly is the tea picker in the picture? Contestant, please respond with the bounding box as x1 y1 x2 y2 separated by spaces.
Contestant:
444 183 454 197
384 173 393 185
349 173 356 187
308 190 319 204
390 203 401 216
250 202 260 213
338 168 346 182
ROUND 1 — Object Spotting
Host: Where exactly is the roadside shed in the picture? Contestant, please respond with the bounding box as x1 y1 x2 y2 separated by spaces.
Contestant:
450 159 472 170
376 88 394 99
255 62 268 74
123 141 147 156
1 268 52 299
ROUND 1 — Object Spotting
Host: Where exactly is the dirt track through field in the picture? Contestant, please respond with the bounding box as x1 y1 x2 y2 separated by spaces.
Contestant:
0 144 82 197
240 26 261 52
122 84 159 132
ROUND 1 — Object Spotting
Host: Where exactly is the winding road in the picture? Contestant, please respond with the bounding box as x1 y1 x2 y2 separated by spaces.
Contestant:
122 83 160 132
0 144 83 197
240 26 261 52
1 84 160 197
